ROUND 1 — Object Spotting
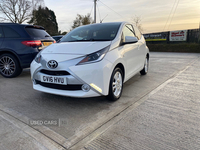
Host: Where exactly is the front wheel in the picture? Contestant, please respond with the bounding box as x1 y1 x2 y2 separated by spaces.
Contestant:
140 56 149 75
107 68 123 101
0 53 22 78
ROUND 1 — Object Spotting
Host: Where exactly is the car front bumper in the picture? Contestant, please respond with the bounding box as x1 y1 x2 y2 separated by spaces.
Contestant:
30 54 113 98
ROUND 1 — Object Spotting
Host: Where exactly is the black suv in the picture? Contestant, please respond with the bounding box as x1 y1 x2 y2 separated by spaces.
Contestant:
0 23 55 78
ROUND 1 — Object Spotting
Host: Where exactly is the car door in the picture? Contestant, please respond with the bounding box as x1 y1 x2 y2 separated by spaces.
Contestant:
0 26 4 48
133 26 146 69
121 24 140 78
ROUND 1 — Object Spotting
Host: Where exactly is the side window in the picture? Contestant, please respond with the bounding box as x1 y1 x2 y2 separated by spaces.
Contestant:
122 25 136 43
3 26 20 38
134 26 142 40
0 26 4 38
123 25 136 37
126 24 135 34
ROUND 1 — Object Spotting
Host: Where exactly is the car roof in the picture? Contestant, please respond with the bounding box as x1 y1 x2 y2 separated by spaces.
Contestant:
0 23 44 29
86 22 123 26
76 22 134 28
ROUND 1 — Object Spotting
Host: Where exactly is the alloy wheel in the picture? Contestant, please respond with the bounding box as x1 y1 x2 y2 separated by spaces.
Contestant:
112 71 123 97
0 56 16 76
144 57 148 73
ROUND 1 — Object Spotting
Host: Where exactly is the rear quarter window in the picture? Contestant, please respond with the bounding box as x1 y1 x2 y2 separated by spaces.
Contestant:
25 27 50 38
3 26 21 38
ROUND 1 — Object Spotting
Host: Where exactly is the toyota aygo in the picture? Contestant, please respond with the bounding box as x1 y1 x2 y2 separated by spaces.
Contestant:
31 22 149 101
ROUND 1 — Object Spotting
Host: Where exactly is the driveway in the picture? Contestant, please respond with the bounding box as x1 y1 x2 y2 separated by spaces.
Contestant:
0 52 199 149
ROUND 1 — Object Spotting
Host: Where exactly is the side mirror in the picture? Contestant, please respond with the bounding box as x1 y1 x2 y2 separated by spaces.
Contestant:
123 36 138 45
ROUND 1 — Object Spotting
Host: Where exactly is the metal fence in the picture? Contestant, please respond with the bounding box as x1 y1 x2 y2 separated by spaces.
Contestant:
187 29 200 43
144 29 200 44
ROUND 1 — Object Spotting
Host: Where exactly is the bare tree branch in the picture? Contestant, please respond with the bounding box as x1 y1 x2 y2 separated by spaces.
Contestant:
0 0 44 24
131 15 144 32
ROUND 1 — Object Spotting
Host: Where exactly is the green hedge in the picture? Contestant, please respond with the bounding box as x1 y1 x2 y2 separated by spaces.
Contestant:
147 43 200 53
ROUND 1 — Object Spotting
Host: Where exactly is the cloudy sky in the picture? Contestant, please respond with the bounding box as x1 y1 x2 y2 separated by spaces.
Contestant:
44 0 200 33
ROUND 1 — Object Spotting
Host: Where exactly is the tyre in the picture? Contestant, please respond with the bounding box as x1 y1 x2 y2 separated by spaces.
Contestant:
140 56 149 75
107 67 123 101
0 53 22 78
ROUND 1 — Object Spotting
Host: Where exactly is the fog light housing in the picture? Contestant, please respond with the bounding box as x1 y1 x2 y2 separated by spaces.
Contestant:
82 84 90 92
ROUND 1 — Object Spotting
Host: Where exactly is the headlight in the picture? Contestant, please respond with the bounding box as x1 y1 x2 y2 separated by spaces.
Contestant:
77 45 110 65
34 52 42 63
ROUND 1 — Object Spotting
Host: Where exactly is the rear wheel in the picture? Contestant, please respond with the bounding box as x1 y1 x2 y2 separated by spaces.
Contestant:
140 56 149 75
107 68 123 101
0 53 22 78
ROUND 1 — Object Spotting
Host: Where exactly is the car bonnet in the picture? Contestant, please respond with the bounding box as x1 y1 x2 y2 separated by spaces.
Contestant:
41 41 112 55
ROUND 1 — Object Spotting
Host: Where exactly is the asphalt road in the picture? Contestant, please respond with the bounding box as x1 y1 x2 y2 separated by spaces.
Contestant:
0 52 199 149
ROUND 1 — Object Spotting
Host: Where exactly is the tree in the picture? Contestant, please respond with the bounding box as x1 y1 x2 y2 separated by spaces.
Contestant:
132 15 144 32
61 31 67 35
28 6 58 36
58 30 67 35
0 0 44 23
71 14 93 29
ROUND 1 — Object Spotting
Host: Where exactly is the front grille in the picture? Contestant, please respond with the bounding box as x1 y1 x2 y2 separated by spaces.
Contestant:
35 80 82 91
40 69 70 76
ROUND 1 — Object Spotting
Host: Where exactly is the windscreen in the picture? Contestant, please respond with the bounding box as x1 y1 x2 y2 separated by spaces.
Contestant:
60 23 121 42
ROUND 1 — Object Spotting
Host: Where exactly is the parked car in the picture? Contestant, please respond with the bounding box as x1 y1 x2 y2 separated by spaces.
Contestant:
0 23 55 78
31 22 149 101
52 35 63 42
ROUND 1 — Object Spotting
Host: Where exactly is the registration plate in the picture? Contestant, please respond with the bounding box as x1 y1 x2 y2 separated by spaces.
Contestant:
41 75 67 85
43 42 53 47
